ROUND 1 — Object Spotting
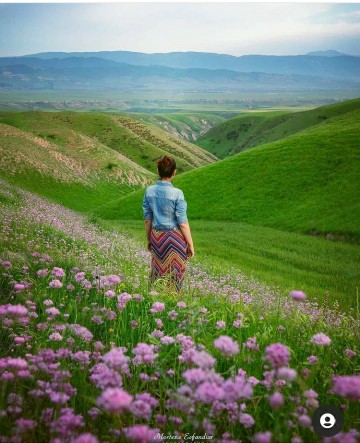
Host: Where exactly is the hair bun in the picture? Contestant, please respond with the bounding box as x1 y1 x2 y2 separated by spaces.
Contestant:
155 156 176 178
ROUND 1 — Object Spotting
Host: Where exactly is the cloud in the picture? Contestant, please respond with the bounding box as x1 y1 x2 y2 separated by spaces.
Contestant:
0 3 359 56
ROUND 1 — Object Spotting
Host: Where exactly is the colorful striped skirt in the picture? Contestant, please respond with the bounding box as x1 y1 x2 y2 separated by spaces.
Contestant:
149 228 188 292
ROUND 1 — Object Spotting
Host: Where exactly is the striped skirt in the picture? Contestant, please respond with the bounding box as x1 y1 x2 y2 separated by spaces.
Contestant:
149 228 188 292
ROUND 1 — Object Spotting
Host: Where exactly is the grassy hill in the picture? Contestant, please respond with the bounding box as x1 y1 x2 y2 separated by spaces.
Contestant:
137 113 225 142
0 122 154 211
0 111 217 173
95 108 360 240
0 111 217 211
196 98 360 158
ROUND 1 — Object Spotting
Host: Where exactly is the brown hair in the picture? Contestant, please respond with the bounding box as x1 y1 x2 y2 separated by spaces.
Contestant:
154 156 176 178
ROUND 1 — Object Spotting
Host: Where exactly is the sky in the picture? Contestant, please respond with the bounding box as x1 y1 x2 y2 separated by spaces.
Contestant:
0 2 360 57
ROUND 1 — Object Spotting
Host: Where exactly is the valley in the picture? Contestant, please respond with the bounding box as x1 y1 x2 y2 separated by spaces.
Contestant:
1 98 359 308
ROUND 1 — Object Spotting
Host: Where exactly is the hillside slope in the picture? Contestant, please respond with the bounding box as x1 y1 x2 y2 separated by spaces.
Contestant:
0 121 155 211
137 113 225 142
95 108 360 239
0 111 217 173
196 98 360 158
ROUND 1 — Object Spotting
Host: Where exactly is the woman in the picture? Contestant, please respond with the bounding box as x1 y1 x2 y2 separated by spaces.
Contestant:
142 156 195 293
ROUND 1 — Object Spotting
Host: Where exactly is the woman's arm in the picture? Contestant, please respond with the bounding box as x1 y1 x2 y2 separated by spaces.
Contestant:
144 219 152 252
143 190 153 252
179 222 195 258
175 191 194 258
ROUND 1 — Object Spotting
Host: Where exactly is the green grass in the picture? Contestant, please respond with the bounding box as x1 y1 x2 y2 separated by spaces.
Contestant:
0 111 217 174
94 108 360 239
196 110 288 157
96 219 360 311
196 97 360 158
1 170 132 212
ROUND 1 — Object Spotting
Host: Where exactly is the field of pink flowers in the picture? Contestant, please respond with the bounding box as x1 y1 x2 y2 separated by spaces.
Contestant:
0 179 359 443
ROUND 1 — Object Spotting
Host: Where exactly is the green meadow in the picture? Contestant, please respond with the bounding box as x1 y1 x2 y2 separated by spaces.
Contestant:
94 218 360 311
95 107 360 238
93 102 360 310
196 97 360 158
1 99 359 312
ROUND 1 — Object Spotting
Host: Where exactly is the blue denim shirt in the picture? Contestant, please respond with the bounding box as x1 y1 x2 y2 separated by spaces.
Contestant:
142 180 188 231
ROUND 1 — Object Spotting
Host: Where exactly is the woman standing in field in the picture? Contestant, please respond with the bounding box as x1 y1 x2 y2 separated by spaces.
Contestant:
142 156 195 293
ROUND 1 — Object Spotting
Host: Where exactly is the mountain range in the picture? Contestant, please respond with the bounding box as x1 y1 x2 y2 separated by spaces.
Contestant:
1 50 359 92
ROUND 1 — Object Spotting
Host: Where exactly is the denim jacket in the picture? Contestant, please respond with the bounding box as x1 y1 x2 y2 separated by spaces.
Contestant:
142 180 188 231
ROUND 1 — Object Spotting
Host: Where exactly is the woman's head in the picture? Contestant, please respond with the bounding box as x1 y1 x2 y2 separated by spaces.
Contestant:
155 156 176 179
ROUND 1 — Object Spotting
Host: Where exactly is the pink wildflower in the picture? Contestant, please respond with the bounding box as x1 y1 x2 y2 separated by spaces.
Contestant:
49 279 63 289
345 349 356 358
96 388 132 413
71 434 99 443
264 343 290 368
290 290 306 301
150 302 165 314
254 432 272 443
1 261 12 269
214 336 239 357
333 375 360 401
74 272 86 282
124 425 161 442
49 333 63 341
269 392 284 410
132 343 158 365
277 367 297 382
103 347 130 373
51 267 65 278
195 381 224 403
239 413 254 428
14 283 26 293
192 351 216 369
36 268 48 277
216 321 226 329
307 355 318 364
310 333 331 346
298 414 312 428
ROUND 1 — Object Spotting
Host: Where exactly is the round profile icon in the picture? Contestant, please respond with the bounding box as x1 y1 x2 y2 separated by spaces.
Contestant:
312 405 344 437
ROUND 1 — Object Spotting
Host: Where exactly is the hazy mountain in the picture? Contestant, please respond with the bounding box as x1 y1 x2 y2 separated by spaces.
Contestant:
1 56 359 92
306 50 349 57
22 50 360 80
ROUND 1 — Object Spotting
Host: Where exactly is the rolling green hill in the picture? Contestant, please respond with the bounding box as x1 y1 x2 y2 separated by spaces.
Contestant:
196 98 360 158
0 111 217 173
95 108 360 240
0 122 154 211
0 110 217 211
137 113 225 142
